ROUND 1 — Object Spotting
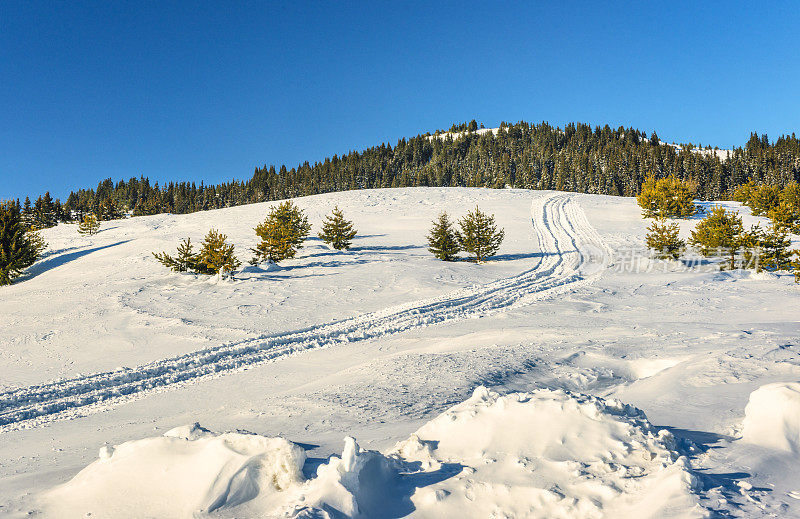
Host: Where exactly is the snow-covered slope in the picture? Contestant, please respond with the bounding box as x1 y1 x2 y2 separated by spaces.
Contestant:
1 187 799 518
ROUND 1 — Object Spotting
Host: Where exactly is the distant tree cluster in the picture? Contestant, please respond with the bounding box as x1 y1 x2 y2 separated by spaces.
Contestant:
427 207 504 263
14 122 798 226
644 203 799 280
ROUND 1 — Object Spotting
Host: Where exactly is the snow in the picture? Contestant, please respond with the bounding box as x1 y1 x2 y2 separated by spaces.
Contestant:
39 387 707 518
742 383 800 453
43 426 306 518
1 187 799 517
426 127 500 141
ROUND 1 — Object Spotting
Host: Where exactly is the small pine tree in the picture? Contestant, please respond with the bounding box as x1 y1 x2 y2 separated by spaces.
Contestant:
738 225 764 271
759 225 793 272
318 206 357 250
637 175 697 219
152 238 198 273
77 213 100 235
427 212 461 261
645 219 685 260
456 206 504 263
689 207 744 270
195 229 240 275
0 201 47 285
252 201 311 263
747 184 782 216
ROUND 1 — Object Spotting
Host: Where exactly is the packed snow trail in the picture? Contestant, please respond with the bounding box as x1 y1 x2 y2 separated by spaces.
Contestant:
0 193 610 431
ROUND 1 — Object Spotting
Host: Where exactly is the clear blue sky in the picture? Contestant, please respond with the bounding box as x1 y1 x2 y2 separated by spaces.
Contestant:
2 2 798 201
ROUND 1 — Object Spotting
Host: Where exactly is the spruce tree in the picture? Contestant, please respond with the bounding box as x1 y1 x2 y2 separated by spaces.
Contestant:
645 219 685 260
252 201 311 263
152 238 198 272
195 229 240 275
0 201 47 285
759 225 793 272
768 202 800 234
456 206 504 263
427 212 460 261
738 225 764 271
689 207 744 270
318 206 357 250
637 175 697 219
77 213 100 235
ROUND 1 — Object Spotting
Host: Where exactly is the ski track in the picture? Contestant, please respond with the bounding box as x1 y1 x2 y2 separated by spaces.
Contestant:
0 193 611 432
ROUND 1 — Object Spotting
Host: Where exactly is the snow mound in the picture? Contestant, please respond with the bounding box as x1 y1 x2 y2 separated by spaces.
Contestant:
742 383 800 453
42 388 706 518
43 427 307 518
383 386 705 519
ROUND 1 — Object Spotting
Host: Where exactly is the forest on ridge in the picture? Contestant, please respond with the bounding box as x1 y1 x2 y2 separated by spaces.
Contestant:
15 120 800 222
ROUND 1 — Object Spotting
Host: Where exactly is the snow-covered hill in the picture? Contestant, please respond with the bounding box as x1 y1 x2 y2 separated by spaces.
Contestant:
1 187 799 518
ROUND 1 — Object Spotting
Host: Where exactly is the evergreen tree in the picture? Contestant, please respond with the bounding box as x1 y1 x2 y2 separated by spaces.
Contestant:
427 212 461 261
0 201 47 285
318 206 357 250
637 176 697 218
195 229 240 275
77 213 100 235
689 207 744 270
456 206 504 262
768 202 800 234
738 225 764 271
152 238 198 272
252 201 311 263
745 184 782 216
645 219 685 260
759 225 793 272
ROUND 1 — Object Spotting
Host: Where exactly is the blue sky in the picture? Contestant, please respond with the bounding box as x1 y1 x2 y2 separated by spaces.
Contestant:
2 2 798 201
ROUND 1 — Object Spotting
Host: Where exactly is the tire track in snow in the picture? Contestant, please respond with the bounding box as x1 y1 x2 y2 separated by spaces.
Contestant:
0 193 610 432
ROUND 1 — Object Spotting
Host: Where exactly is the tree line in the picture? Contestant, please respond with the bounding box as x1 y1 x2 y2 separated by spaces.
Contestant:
13 120 800 227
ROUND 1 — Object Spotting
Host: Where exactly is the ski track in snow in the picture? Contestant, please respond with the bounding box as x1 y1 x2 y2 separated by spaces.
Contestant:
0 193 610 432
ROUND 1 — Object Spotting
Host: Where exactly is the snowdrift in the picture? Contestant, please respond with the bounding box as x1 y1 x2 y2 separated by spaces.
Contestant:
42 387 706 518
742 382 800 453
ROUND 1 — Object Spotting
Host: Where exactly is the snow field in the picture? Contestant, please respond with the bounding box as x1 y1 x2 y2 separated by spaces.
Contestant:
0 192 608 432
1 187 799 518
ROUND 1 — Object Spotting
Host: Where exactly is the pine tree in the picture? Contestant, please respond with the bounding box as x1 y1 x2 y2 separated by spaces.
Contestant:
637 176 697 219
456 206 504 263
252 201 311 263
689 207 744 270
645 218 685 260
77 213 100 235
747 184 782 216
195 229 240 275
759 225 793 272
318 206 357 250
0 201 47 285
738 225 764 271
152 238 198 272
427 212 460 261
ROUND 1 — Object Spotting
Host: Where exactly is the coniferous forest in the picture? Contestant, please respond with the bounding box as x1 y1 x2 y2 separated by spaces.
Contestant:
13 121 800 225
